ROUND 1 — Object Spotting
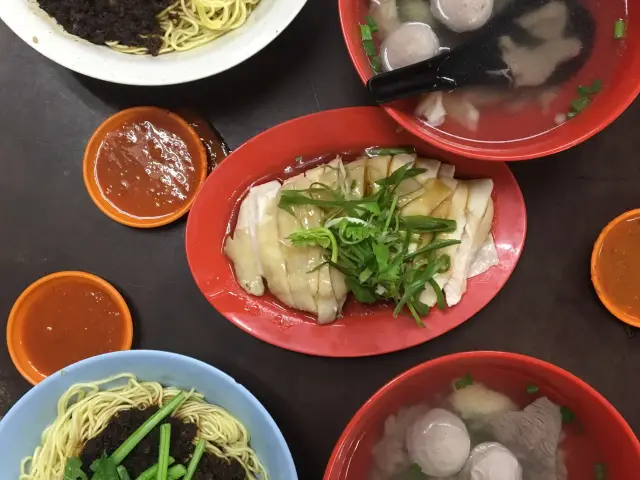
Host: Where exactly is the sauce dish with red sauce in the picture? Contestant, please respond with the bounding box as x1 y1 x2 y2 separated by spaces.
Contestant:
7 271 133 384
84 107 208 228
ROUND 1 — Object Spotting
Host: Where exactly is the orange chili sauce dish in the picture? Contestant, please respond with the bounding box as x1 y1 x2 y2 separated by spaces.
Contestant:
7 272 132 384
592 210 640 325
84 107 207 227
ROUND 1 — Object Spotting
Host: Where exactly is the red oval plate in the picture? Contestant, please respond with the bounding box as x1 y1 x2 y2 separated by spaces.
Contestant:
185 107 526 357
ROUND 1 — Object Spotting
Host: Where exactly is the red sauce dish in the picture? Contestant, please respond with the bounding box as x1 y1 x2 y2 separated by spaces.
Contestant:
7 271 133 384
84 107 207 228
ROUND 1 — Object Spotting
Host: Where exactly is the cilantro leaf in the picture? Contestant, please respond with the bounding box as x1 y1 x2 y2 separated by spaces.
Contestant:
64 457 88 480
289 227 338 263
345 277 378 303
90 454 119 480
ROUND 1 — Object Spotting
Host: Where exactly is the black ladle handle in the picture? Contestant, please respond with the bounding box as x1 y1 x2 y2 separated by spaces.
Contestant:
366 0 594 105
367 57 456 104
367 43 516 104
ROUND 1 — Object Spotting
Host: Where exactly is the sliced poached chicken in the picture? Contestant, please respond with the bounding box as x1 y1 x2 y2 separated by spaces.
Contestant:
225 154 498 324
305 159 345 323
444 179 494 307
223 188 264 296
254 181 296 308
278 174 318 313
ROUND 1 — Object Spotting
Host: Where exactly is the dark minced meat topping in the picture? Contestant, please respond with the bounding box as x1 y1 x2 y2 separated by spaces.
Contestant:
80 406 246 479
36 0 174 55
193 453 247 480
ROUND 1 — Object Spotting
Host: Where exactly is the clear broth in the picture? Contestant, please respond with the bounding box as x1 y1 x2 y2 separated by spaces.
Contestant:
369 0 629 143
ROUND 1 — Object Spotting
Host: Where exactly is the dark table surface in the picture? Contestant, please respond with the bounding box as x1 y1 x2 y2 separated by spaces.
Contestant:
1 1 639 478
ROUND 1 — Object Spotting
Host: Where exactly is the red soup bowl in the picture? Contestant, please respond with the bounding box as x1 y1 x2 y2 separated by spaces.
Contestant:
324 351 640 479
339 0 640 161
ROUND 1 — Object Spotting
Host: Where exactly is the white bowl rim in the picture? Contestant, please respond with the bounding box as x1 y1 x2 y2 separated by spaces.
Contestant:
0 349 298 479
0 0 308 85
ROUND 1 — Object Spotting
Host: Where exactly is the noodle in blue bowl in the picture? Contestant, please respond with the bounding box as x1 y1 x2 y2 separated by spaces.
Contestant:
0 350 297 480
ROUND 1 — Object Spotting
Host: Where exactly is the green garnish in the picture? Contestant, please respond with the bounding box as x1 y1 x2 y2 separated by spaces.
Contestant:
111 392 185 466
64 457 88 480
89 393 186 479
594 462 607 480
134 458 175 480
279 162 458 326
578 79 602 96
404 239 461 261
369 55 382 73
526 384 539 394
288 228 339 263
117 466 131 480
183 439 206 480
454 373 474 390
365 146 416 157
365 15 378 32
399 216 456 233
360 24 373 41
428 278 446 309
614 18 626 39
362 39 377 57
279 188 380 216
570 96 590 114
168 465 187 480
360 18 382 73
393 254 450 316
568 80 602 118
560 405 575 424
90 454 119 480
410 463 422 474
156 424 172 480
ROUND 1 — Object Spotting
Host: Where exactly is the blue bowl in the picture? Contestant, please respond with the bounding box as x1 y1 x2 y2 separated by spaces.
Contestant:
0 350 298 479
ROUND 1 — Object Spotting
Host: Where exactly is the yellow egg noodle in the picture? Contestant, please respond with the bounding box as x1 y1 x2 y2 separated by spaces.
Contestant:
108 0 260 55
19 373 268 480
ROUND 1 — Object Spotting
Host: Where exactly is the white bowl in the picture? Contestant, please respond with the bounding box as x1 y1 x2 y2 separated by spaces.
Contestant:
0 0 308 85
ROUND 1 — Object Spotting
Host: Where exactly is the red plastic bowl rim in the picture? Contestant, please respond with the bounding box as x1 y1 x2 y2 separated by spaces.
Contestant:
337 1 640 161
323 350 640 479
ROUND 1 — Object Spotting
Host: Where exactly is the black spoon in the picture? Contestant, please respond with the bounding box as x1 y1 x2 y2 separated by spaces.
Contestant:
367 0 595 104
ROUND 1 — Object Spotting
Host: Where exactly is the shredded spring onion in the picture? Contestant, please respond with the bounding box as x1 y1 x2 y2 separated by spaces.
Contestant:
157 424 172 480
167 465 187 480
117 465 131 480
567 80 602 118
359 16 382 73
183 439 206 480
365 146 416 157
